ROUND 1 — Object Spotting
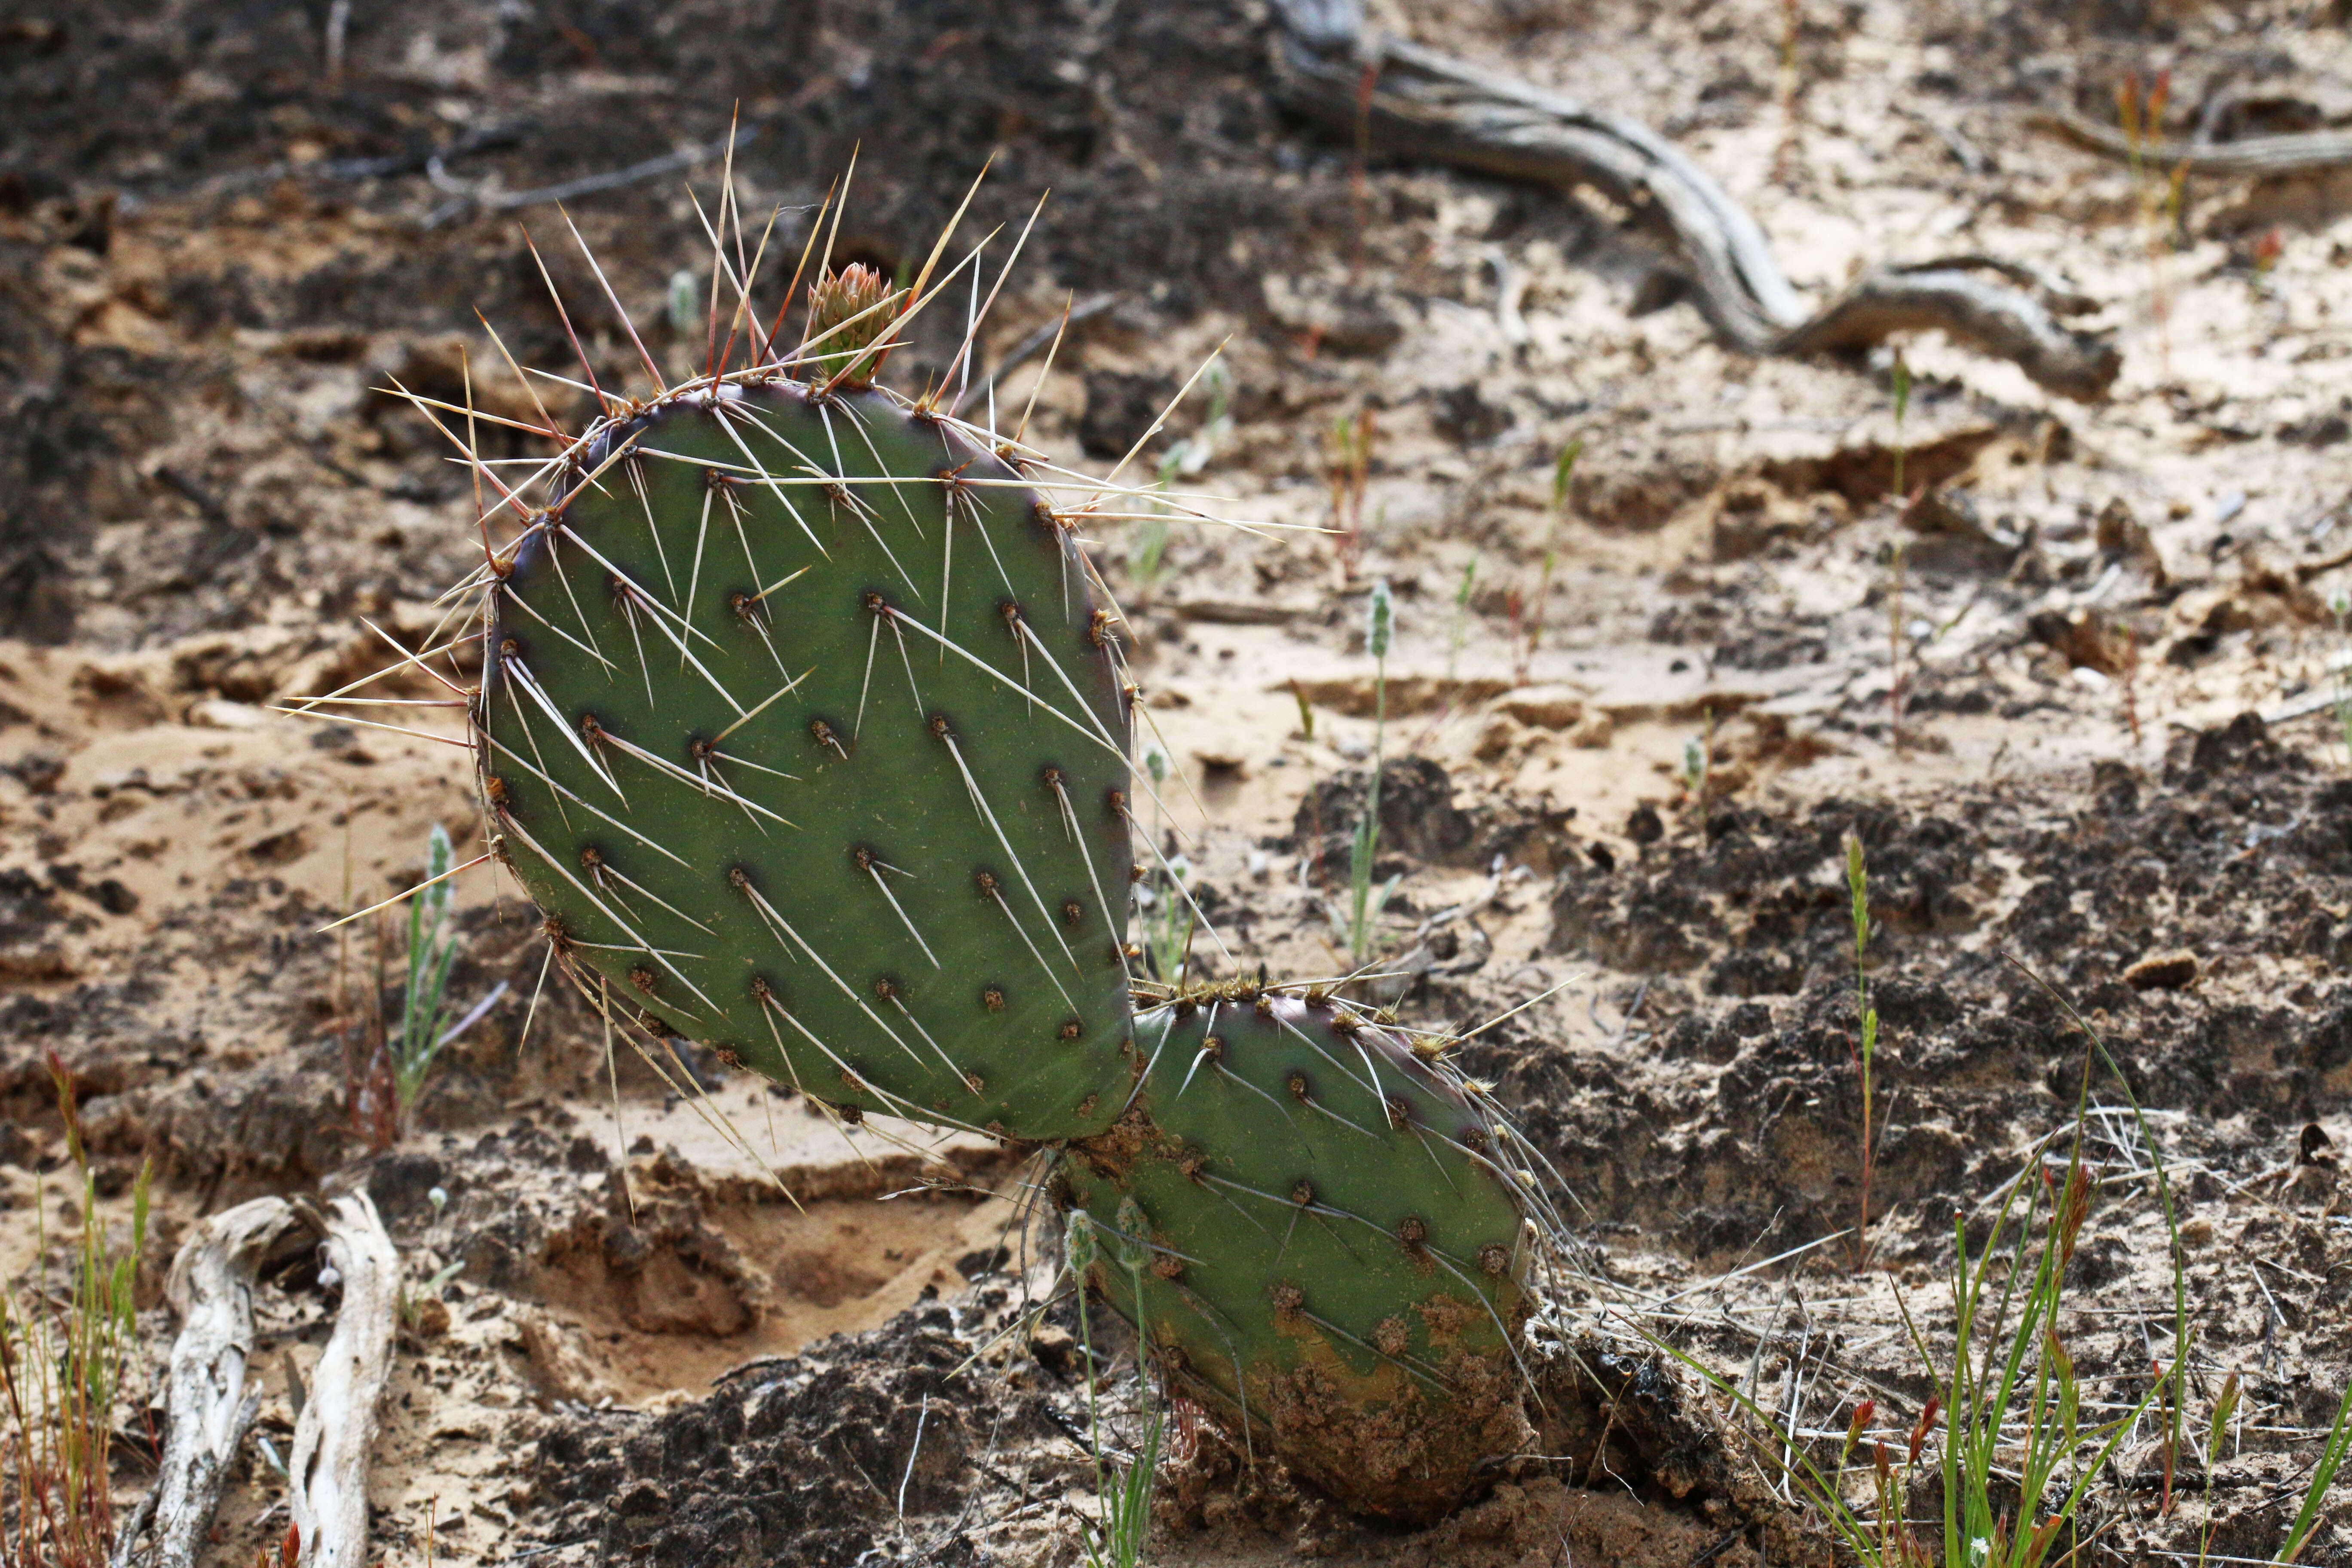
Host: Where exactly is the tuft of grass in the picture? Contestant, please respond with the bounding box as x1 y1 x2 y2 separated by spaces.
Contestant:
347 824 503 1150
1 1055 152 1568
1348 581 1399 965
1646 947 2194 1568
1515 439 1581 685
1070 1206 1165 1568
2275 1373 2352 1565
393 823 464 1121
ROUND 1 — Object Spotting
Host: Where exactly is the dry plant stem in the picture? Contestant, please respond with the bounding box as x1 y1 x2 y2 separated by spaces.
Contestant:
287 1194 397 1568
113 1200 297 1568
2027 108 2352 176
1268 3 2120 399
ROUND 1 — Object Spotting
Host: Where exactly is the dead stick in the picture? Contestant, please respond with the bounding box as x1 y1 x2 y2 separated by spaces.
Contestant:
289 1192 398 1568
111 1198 297 1568
1267 3 2119 400
2027 108 2352 177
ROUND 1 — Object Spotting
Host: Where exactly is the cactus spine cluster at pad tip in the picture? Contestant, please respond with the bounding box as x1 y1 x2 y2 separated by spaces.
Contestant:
363 179 1563 1525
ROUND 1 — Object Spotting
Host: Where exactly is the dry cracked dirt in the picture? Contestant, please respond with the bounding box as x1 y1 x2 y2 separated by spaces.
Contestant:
3 0 2350 1564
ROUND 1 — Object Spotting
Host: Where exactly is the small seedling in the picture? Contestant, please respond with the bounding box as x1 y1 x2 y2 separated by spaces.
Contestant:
2118 71 2187 377
1134 364 1234 595
1136 747 1194 985
1069 1209 1166 1568
1844 830 1880 1273
1773 0 1802 182
2275 1371 2352 1565
1446 553 1479 685
1682 708 1717 815
1326 407 1375 581
348 824 503 1149
1886 541 1907 753
2332 594 2352 769
1141 853 1194 987
2196 1370 2240 1568
1518 438 1582 683
393 824 464 1121
1348 581 1400 963
1888 351 1911 502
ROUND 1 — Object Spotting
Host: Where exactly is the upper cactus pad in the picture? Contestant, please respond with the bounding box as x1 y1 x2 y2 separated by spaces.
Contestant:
482 381 1136 1138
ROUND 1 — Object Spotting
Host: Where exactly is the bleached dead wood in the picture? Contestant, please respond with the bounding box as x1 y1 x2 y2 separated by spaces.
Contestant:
2028 107 2352 177
111 1198 296 1568
287 1193 397 1568
1267 1 2121 400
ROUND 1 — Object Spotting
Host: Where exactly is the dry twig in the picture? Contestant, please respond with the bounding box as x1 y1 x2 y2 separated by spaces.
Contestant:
2028 108 2352 177
287 1194 397 1568
1268 2 2121 399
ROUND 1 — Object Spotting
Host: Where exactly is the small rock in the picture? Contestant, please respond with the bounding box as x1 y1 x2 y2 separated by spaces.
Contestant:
1029 1321 1078 1376
2124 950 2199 991
1474 716 1527 762
1494 686 1585 729
187 698 269 730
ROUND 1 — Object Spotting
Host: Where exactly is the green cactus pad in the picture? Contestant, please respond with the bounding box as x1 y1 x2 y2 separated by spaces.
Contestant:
1059 985 1537 1523
481 380 1137 1137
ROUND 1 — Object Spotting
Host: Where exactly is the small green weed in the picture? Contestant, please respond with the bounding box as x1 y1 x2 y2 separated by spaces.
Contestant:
1844 830 1880 1271
2275 1373 2352 1565
393 824 464 1121
0 1055 152 1568
1136 747 1195 987
1515 439 1581 683
1326 407 1375 583
1887 351 1911 502
1070 1207 1165 1568
1348 580 1399 964
348 824 502 1149
1446 553 1479 685
1132 364 1232 596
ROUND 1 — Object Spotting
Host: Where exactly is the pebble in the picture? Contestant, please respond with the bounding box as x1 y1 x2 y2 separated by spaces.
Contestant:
2124 949 2199 990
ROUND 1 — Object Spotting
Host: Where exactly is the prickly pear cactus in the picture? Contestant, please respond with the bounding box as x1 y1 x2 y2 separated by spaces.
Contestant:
1058 985 1536 1523
424 233 1559 1528
481 378 1137 1137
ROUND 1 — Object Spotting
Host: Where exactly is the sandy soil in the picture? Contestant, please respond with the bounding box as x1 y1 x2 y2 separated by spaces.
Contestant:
3 0 2349 1563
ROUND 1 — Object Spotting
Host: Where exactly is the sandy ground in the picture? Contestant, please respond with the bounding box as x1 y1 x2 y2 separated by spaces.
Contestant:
3 0 2351 1563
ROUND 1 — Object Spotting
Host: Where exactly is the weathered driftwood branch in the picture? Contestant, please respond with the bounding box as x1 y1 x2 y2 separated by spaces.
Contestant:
111 1199 297 1568
287 1194 397 1568
1267 1 2121 400
2027 108 2352 177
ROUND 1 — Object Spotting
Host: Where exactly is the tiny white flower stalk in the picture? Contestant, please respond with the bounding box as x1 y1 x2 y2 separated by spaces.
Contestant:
666 269 700 338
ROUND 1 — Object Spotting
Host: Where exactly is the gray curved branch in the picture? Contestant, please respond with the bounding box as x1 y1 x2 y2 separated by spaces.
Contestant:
1268 4 2120 400
2028 108 2352 177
